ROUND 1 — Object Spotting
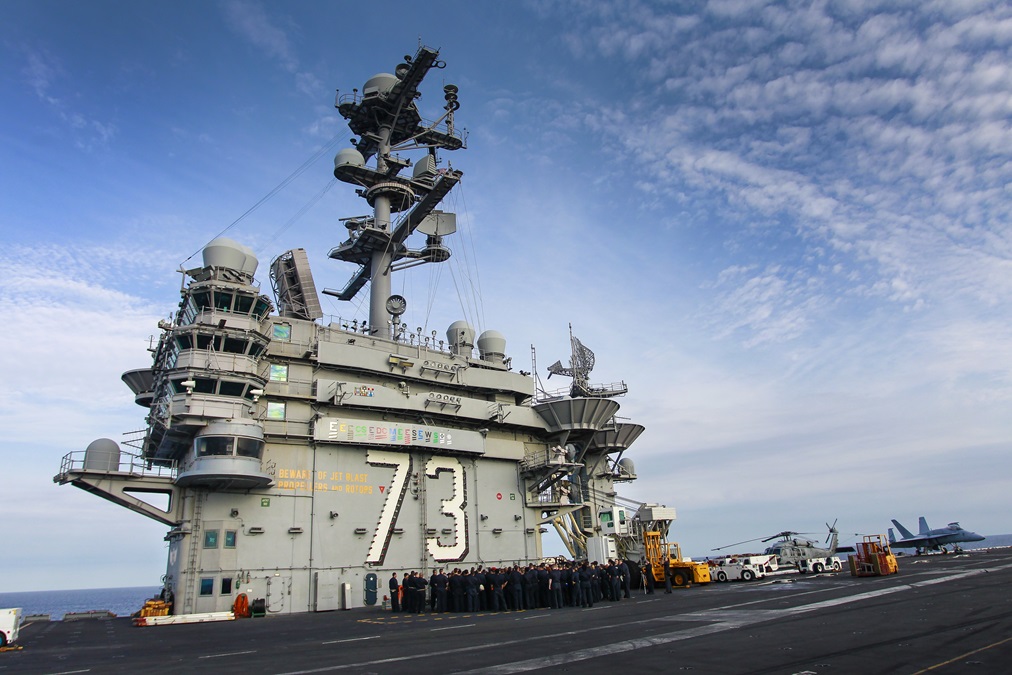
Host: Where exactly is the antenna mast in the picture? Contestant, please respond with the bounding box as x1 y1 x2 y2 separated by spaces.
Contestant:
323 45 466 338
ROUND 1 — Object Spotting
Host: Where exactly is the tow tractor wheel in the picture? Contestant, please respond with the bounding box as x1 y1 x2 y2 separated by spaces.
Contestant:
0 632 6 648
813 562 825 573
717 571 727 582
741 569 755 582
832 560 842 572
672 572 688 587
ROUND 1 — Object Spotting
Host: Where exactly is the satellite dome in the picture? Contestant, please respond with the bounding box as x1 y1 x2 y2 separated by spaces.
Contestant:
235 241 259 276
446 321 475 357
86 438 120 454
335 148 365 169
617 457 636 477
83 438 121 472
477 330 507 364
203 237 247 272
363 73 398 98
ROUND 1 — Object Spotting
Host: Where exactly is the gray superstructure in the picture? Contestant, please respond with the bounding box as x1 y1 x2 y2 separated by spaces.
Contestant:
55 45 659 616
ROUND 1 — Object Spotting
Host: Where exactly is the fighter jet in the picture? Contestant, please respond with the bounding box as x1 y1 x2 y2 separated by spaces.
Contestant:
888 517 984 554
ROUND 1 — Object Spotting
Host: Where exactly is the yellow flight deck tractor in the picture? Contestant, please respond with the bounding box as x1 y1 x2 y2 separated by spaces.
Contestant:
849 534 899 577
644 531 711 587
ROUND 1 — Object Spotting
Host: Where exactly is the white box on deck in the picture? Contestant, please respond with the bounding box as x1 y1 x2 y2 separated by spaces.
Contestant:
639 506 676 521
0 608 21 646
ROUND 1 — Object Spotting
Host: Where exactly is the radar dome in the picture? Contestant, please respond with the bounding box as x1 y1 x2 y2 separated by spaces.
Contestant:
203 237 249 273
617 457 637 477
477 330 507 364
335 148 365 169
446 320 475 357
83 438 121 472
363 73 398 98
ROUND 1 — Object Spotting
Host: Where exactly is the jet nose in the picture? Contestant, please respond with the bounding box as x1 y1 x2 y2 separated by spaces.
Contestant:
970 532 985 541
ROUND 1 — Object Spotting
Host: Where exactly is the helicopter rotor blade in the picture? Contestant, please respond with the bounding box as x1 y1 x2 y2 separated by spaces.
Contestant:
711 535 770 551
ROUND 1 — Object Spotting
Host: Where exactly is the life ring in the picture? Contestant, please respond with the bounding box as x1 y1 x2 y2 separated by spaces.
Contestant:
233 592 251 618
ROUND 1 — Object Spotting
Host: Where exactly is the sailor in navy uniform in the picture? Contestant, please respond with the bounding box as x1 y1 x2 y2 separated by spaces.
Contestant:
389 572 401 612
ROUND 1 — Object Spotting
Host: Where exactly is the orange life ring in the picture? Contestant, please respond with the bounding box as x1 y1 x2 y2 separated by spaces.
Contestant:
233 592 251 618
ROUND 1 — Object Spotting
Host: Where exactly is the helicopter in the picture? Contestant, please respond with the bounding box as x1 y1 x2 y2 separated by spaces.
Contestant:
713 521 840 570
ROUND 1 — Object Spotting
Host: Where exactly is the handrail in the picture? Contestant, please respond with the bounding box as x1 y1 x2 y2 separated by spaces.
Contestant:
57 450 177 480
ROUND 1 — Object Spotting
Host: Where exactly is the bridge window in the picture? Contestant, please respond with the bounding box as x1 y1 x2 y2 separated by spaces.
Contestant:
224 530 237 548
194 378 215 394
254 298 271 321
223 336 248 354
267 401 286 420
218 381 246 398
203 530 219 549
234 294 254 315
269 364 288 382
195 334 215 350
214 291 234 311
193 290 212 310
199 578 214 596
236 437 264 459
196 436 234 457
220 578 233 595
272 323 292 341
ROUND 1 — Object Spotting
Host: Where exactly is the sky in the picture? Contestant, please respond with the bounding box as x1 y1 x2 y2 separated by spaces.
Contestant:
1 0 1010 592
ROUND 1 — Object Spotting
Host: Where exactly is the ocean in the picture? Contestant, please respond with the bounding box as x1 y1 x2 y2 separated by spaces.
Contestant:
0 586 160 621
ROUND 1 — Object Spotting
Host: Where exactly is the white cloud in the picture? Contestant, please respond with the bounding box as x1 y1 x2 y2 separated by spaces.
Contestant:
221 0 324 98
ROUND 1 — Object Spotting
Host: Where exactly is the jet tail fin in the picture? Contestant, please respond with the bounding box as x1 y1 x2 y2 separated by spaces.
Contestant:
918 517 930 535
891 519 916 539
888 528 896 544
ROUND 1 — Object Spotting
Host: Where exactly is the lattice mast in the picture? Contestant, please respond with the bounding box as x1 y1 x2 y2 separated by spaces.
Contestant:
325 45 466 338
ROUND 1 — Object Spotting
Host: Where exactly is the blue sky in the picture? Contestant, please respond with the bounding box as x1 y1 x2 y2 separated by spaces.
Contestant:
2 0 1011 591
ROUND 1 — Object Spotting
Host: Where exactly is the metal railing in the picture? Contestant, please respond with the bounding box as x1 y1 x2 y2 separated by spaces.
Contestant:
57 450 177 480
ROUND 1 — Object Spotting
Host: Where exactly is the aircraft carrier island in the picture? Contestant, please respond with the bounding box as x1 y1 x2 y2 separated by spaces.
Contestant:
53 44 656 618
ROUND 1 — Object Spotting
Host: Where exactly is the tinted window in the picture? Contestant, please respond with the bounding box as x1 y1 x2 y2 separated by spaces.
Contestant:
214 291 233 311
197 437 233 456
223 337 247 354
235 295 254 314
219 381 246 397
236 438 264 459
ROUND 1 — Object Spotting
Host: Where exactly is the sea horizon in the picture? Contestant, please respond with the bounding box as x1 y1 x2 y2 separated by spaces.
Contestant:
0 585 161 621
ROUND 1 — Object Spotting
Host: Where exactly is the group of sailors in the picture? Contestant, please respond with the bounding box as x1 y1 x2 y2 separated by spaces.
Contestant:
388 559 643 613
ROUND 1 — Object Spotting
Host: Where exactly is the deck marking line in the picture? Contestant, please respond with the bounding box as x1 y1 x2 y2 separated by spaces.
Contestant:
910 634 1012 674
321 635 380 645
200 650 257 659
432 623 475 631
